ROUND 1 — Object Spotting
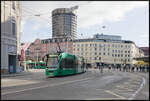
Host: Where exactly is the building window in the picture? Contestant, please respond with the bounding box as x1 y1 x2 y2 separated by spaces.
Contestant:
108 53 109 56
128 59 130 62
121 54 123 57
99 57 101 60
95 57 97 60
128 51 130 53
121 50 123 53
112 54 114 57
118 54 120 57
12 22 16 35
95 52 97 55
95 48 97 51
90 57 92 60
104 48 105 51
115 54 117 57
125 55 127 57
112 50 114 53
128 55 130 57
115 50 117 53
99 53 101 55
125 50 127 53
121 45 123 48
103 53 105 55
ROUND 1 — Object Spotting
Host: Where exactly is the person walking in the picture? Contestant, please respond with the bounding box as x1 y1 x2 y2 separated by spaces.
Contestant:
140 66 142 72
136 66 139 72
108 65 111 72
128 65 131 72
131 65 135 72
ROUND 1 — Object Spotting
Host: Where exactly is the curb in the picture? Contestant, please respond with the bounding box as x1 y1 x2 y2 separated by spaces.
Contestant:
1 71 32 78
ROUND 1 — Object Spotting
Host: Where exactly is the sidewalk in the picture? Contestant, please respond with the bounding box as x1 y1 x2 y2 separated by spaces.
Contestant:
1 71 32 78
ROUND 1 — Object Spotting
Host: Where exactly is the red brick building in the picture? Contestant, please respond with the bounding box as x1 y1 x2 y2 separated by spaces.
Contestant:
139 47 149 56
28 38 73 61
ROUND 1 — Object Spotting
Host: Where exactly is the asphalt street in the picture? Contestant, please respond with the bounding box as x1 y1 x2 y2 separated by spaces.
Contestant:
1 69 149 100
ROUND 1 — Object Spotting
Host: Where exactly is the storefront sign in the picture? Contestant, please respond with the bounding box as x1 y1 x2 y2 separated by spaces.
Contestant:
8 46 15 53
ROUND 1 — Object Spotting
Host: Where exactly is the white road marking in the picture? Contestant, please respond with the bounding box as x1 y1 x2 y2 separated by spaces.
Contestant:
105 90 126 99
85 97 125 100
2 77 94 95
128 77 146 100
116 86 134 91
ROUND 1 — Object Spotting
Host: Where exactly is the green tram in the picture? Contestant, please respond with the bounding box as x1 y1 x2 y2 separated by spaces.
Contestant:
44 52 86 77
28 61 46 69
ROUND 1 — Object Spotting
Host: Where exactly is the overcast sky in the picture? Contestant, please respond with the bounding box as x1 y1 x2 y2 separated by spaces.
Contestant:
21 1 149 47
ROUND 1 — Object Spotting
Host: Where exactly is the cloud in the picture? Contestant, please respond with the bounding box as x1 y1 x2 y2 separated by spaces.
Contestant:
77 1 148 28
21 1 148 30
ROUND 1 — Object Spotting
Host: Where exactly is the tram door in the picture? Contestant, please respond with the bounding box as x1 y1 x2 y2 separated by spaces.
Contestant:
8 55 16 73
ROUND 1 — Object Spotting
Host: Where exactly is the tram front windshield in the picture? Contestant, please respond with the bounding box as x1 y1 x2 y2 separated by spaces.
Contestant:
47 56 58 69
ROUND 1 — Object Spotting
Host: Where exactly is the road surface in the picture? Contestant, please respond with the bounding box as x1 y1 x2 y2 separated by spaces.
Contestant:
1 69 149 100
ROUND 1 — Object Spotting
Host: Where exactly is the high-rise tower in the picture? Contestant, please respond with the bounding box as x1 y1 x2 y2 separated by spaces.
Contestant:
52 6 78 40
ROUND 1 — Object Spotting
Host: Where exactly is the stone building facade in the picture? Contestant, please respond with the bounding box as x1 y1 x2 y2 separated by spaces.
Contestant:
1 1 21 74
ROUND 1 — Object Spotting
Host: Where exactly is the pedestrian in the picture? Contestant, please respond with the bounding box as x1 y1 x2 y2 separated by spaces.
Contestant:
108 65 111 72
99 66 103 73
119 66 121 71
128 66 131 72
116 66 119 71
140 66 142 71
123 66 125 72
125 66 128 72
136 66 139 72
146 65 149 72
143 66 146 72
131 66 135 72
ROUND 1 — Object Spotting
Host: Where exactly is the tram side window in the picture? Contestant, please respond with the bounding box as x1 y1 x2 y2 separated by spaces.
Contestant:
40 63 45 66
65 58 74 68
60 58 75 69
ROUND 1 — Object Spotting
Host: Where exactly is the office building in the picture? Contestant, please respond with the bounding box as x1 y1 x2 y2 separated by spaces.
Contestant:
52 7 78 39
